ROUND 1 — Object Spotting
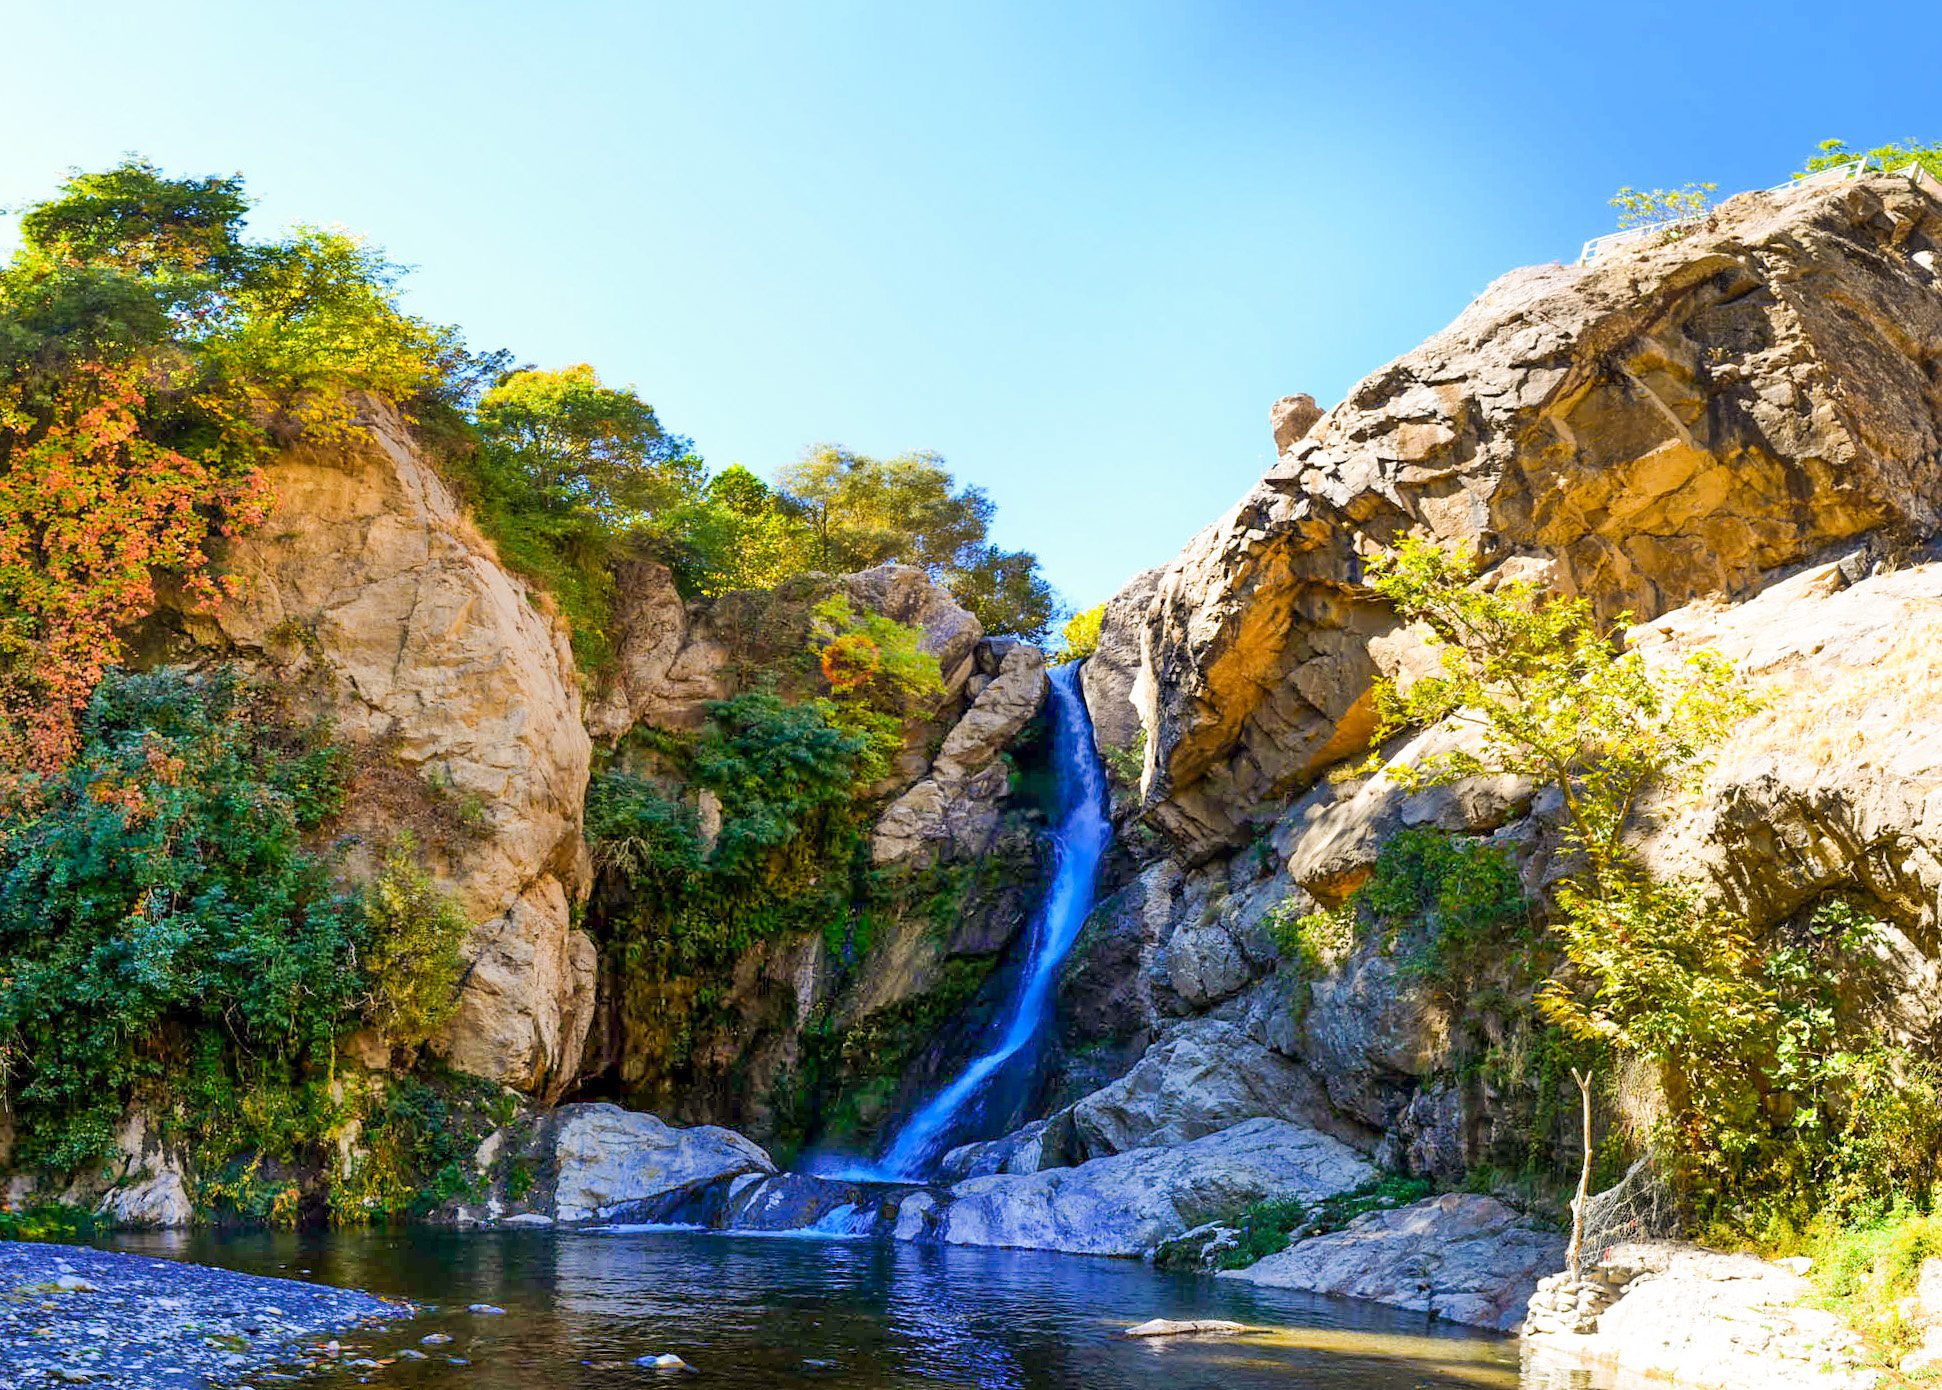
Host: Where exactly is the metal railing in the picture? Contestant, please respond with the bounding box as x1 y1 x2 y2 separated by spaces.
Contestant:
1574 158 1939 266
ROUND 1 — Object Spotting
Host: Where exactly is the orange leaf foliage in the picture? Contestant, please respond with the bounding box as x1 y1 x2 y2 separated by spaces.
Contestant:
0 359 268 780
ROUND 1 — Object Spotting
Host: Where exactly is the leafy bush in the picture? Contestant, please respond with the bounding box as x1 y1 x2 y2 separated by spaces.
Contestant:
1609 182 1717 233
1156 1175 1435 1272
1803 1208 1942 1361
0 1201 93 1241
0 669 362 1168
359 837 471 1048
1267 829 1528 985
1054 603 1104 663
1267 900 1354 976
1799 137 1942 182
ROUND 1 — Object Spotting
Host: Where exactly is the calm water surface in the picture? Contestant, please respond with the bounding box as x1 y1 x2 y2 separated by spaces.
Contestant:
103 1228 1543 1389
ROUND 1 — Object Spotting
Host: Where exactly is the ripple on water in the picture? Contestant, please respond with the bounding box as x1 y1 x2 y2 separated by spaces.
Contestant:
100 1226 1533 1388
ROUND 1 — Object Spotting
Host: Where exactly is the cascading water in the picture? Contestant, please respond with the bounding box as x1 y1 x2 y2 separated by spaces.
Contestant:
865 661 1112 1180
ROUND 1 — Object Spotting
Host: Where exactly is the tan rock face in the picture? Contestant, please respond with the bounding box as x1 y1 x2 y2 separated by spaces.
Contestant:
873 640 1048 867
1104 176 1942 857
174 399 595 1099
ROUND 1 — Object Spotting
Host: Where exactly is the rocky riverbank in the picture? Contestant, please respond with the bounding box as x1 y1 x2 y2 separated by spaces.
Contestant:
0 1241 414 1388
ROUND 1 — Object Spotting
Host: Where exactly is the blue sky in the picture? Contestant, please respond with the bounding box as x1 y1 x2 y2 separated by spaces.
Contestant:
1 1 1930 609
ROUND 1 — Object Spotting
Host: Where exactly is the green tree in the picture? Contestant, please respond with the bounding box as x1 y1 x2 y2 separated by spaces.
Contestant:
660 464 817 595
1363 540 1752 897
950 545 1059 643
475 364 701 522
1362 538 1759 1251
779 446 992 574
1800 137 1942 182
1609 182 1717 233
776 446 1057 638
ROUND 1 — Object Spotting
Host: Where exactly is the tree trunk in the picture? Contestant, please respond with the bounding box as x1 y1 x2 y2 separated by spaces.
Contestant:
1565 1066 1595 1275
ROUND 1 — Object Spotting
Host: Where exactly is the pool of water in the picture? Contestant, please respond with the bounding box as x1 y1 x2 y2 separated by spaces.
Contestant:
102 1227 1538 1388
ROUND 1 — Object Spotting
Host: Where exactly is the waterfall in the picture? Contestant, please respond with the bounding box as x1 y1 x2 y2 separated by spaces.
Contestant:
867 661 1112 1180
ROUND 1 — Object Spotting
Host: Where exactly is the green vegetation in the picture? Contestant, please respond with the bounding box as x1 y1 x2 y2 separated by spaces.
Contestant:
1800 1208 1942 1362
1801 137 1942 182
779 446 1058 639
1272 828 1531 987
359 837 472 1047
0 666 486 1219
1102 725 1146 786
1609 182 1716 233
0 1201 93 1241
0 669 362 1169
1153 1175 1434 1272
1357 539 1940 1252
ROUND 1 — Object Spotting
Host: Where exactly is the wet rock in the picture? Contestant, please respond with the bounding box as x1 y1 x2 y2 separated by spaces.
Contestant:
638 1351 696 1372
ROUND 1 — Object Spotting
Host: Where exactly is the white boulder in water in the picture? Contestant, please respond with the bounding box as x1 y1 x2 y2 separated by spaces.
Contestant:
551 1104 775 1224
914 1117 1372 1257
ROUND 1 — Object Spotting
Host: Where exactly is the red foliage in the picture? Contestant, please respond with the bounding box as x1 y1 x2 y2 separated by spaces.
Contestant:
0 360 268 779
819 632 882 695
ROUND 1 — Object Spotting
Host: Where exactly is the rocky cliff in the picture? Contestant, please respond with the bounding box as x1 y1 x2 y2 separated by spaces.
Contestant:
119 398 1056 1159
825 169 1942 1324
1092 171 1942 857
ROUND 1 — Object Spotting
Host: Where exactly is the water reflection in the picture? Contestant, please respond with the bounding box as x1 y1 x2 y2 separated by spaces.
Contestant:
105 1228 1524 1388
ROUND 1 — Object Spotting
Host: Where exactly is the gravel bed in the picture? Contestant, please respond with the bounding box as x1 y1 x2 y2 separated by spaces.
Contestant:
0 1239 414 1387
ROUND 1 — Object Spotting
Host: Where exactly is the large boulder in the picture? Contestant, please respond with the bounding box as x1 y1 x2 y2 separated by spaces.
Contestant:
909 1117 1372 1257
873 641 1048 866
1222 1192 1562 1332
1061 1019 1345 1159
1524 1244 1875 1389
168 397 595 1098
1125 174 1942 856
452 1102 775 1226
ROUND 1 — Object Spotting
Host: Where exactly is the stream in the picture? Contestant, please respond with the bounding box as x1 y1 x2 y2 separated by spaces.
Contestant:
100 1226 1541 1388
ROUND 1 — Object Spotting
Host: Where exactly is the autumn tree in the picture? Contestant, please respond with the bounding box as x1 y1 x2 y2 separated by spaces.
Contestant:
0 160 451 777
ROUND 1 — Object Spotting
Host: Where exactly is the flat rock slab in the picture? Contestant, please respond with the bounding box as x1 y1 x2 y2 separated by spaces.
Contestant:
1124 1318 1249 1338
0 1239 409 1388
1221 1192 1562 1332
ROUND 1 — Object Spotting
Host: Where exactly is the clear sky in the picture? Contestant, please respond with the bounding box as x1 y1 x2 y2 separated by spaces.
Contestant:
1 1 1931 609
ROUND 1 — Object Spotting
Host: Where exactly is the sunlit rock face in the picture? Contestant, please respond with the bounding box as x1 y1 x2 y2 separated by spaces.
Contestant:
1100 175 1942 858
162 396 597 1100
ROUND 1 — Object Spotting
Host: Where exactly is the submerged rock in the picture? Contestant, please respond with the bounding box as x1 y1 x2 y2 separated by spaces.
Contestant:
1124 1317 1249 1338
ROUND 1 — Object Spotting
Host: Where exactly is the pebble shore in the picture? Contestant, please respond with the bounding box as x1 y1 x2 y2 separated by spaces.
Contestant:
0 1240 413 1387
